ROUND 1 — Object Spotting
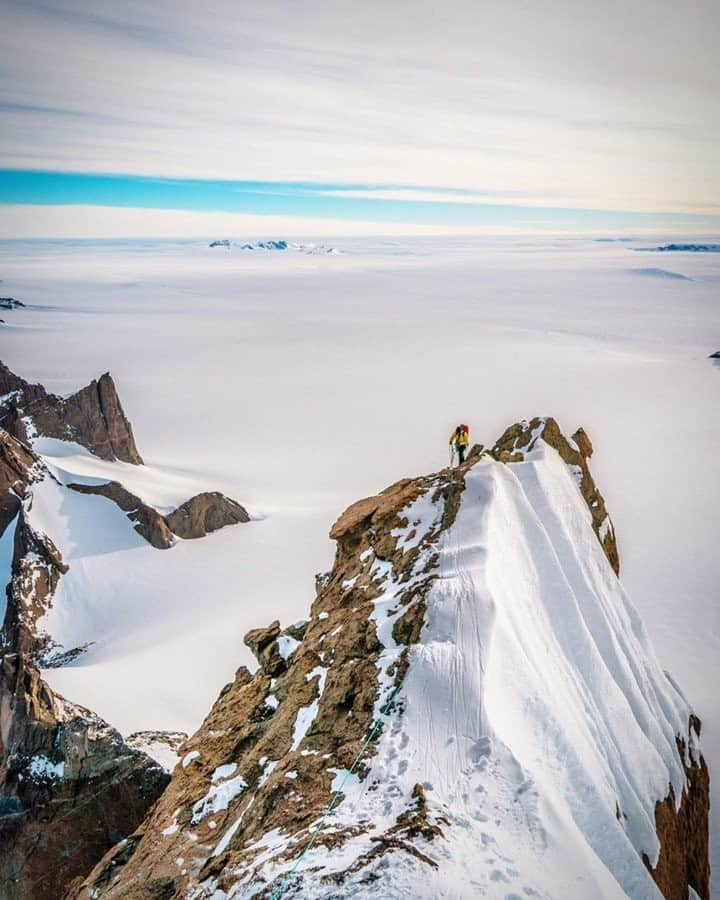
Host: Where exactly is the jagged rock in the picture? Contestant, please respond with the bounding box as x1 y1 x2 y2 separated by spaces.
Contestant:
165 491 249 539
0 298 25 310
329 477 424 540
0 654 169 900
641 715 710 900
68 481 175 549
2 508 68 657
242 620 297 677
0 361 142 464
0 426 170 899
492 416 620 574
0 431 43 536
315 570 331 597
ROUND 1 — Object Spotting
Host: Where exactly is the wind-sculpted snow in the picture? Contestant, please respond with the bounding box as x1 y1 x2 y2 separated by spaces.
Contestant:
242 446 695 898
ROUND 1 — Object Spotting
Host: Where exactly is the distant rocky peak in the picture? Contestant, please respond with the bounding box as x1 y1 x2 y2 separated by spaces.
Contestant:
0 360 142 464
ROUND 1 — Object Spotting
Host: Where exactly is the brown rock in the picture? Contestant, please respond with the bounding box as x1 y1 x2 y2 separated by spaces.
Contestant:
0 430 42 536
644 720 710 900
492 416 620 575
165 491 249 539
2 509 68 657
0 361 142 464
0 654 169 900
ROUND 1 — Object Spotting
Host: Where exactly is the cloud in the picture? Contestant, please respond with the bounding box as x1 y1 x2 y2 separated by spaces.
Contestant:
0 0 718 221
0 204 560 238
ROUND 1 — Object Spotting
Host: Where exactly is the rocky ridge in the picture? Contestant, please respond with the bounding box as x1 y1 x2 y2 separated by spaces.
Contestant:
0 429 168 899
70 418 709 900
0 361 252 899
0 361 142 464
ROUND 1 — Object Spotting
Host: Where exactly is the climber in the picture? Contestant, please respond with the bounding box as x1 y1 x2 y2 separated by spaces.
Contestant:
449 423 470 465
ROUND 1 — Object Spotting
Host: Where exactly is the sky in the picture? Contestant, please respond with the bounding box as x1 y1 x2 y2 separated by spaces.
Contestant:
1 0 719 237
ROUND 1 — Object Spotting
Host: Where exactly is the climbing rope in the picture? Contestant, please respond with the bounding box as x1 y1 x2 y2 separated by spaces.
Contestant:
267 682 404 900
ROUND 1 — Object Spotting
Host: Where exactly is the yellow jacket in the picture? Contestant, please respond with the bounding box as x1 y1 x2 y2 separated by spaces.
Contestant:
450 428 469 448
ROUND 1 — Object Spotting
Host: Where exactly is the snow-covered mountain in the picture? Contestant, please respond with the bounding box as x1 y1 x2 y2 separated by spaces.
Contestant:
209 239 340 254
71 419 709 900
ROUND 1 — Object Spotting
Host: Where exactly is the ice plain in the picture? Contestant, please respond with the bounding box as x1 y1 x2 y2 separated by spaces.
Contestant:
0 233 718 884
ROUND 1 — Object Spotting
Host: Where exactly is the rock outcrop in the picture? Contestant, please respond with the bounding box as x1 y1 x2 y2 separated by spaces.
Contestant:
0 430 43 535
2 506 69 658
0 654 169 900
165 491 250 539
0 298 25 310
0 425 169 899
0 358 258 898
644 716 710 900
0 361 142 464
68 483 250 548
69 419 708 900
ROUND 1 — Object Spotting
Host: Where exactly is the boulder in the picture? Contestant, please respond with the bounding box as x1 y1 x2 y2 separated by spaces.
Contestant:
165 491 249 539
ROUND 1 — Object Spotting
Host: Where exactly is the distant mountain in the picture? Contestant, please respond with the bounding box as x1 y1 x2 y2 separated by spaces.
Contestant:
209 239 340 254
636 243 720 253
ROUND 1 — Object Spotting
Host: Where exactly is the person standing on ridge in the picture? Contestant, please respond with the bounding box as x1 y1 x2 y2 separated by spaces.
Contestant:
449 423 470 465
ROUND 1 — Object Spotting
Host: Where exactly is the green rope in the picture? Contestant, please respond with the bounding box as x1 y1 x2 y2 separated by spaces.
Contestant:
267 682 403 900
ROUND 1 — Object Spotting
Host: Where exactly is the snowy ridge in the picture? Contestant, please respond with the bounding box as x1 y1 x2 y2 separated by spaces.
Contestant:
238 442 694 898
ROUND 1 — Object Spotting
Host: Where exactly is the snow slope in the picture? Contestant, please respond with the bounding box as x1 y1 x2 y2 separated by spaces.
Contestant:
241 441 692 899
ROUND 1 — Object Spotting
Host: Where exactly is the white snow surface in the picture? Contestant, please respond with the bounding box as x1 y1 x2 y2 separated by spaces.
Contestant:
0 235 717 889
247 445 691 898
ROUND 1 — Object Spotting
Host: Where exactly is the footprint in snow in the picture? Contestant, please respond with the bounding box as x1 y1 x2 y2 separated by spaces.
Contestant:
469 736 492 762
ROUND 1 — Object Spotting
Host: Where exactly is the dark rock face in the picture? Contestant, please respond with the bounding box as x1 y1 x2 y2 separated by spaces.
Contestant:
0 654 169 900
243 619 308 678
0 361 142 464
644 717 711 900
2 509 69 658
0 421 168 899
0 432 41 536
165 492 250 539
0 298 25 310
68 481 175 549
